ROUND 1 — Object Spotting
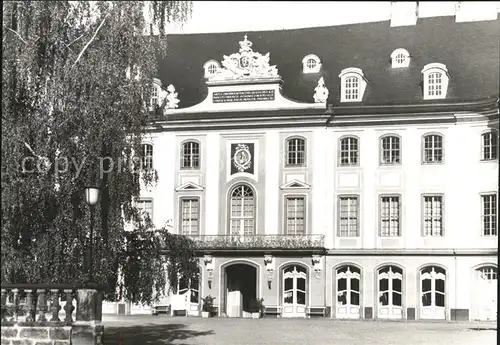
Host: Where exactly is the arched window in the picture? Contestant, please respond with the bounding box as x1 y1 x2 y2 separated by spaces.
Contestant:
336 265 361 319
204 60 220 78
181 141 200 169
285 137 306 167
380 135 401 165
481 130 498 161
390 48 410 68
422 134 444 163
141 144 153 170
302 54 321 74
377 265 403 319
339 136 359 166
229 184 255 235
475 266 497 321
420 266 446 319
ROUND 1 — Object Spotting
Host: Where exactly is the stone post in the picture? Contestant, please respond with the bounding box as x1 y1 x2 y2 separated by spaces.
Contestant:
72 288 104 345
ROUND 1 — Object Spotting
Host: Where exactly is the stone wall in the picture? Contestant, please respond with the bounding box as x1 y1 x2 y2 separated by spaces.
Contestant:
1 323 71 345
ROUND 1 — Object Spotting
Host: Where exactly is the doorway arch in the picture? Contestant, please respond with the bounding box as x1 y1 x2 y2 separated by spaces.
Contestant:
220 260 260 318
280 263 308 318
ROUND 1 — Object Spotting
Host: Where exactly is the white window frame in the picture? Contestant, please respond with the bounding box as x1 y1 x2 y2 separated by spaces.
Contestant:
338 136 359 166
135 198 153 226
421 63 449 100
285 136 307 167
284 195 306 235
481 130 499 161
379 195 401 237
181 140 201 170
422 133 444 164
229 184 256 236
180 197 200 236
141 143 154 170
380 135 402 165
422 194 444 237
481 193 497 236
203 60 220 78
338 195 360 237
302 54 322 74
390 48 410 68
339 68 367 103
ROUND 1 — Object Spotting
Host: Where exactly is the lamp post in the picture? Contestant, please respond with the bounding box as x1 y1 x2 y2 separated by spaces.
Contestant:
84 186 99 283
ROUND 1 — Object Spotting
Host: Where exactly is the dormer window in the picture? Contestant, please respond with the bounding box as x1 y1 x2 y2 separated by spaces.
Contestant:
339 68 367 103
391 48 410 68
302 54 322 74
150 78 162 108
204 60 220 78
421 63 450 100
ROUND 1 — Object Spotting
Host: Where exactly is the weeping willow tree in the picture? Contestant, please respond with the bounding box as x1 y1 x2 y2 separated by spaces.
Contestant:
1 1 197 304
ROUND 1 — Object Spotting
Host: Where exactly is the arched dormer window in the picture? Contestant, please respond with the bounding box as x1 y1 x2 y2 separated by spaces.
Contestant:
302 54 322 74
391 48 410 68
421 63 450 100
181 140 200 170
150 78 162 108
339 68 367 103
204 60 220 78
285 137 306 167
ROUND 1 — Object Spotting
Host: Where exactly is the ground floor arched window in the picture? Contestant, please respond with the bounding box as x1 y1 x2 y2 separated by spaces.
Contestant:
335 265 361 319
377 265 403 319
475 266 497 321
420 266 446 320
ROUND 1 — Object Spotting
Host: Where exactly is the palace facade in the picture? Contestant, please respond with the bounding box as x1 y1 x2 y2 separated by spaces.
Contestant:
104 4 499 321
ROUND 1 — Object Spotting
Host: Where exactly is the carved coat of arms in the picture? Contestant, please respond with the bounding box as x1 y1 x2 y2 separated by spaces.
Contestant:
230 143 254 174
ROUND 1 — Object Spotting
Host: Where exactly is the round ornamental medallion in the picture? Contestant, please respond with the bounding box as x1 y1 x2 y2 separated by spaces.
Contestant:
233 144 252 172
240 56 250 68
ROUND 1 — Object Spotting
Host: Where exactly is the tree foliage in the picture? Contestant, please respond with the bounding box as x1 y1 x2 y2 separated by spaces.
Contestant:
1 1 196 304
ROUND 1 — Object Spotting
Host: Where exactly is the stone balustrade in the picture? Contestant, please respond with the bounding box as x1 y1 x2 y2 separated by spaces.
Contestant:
1 284 104 345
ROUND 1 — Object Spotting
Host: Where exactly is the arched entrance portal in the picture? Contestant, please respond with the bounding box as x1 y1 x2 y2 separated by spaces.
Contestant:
474 266 497 321
223 263 258 318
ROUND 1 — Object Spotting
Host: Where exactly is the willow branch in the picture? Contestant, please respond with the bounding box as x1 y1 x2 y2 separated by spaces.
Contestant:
72 13 110 68
5 27 27 45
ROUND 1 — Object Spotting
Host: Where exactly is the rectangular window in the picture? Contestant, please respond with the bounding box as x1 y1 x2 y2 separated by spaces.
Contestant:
428 73 442 97
136 199 153 225
380 196 400 237
181 198 200 236
345 77 359 101
338 196 359 237
423 195 443 236
482 194 497 236
285 196 305 235
381 136 401 164
482 131 498 161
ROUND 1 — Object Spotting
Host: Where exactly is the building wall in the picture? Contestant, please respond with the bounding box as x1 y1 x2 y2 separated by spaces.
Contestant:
145 119 498 250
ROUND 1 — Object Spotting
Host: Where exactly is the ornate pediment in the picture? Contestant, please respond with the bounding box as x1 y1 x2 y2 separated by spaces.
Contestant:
175 181 204 192
208 35 279 82
280 179 311 190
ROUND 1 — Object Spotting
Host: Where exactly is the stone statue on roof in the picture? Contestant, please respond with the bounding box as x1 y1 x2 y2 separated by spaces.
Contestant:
314 77 329 103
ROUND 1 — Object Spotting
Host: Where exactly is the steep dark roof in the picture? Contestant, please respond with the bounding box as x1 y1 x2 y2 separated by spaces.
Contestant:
158 16 500 109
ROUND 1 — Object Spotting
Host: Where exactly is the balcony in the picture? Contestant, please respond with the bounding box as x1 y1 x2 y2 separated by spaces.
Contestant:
184 234 325 251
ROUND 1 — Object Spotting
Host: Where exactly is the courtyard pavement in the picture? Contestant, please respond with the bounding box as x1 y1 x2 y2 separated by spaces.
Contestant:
102 314 496 345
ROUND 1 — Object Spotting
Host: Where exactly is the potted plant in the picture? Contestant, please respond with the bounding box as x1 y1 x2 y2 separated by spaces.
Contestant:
201 295 215 318
248 298 264 319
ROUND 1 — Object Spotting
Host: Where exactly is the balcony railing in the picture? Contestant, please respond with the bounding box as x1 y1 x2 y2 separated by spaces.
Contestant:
185 234 325 250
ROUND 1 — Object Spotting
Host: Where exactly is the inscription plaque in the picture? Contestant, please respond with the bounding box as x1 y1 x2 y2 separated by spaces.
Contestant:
213 90 275 103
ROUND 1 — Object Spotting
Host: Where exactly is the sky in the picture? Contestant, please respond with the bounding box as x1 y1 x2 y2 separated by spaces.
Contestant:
164 1 500 34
